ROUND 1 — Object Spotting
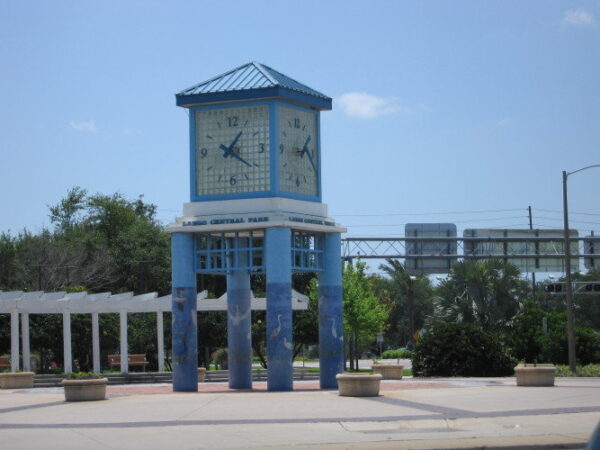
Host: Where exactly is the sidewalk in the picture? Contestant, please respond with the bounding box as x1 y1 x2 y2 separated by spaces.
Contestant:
0 376 598 449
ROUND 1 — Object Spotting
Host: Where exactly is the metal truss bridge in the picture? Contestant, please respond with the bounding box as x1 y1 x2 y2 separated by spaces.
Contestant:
341 236 599 273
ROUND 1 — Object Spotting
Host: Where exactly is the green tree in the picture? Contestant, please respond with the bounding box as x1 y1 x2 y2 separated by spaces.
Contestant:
343 262 388 370
431 260 528 332
510 300 600 365
378 259 433 349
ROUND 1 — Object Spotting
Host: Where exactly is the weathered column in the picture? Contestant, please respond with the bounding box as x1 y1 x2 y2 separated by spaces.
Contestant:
92 312 101 374
319 232 344 388
10 311 19 372
63 312 72 374
119 311 128 373
157 312 165 372
226 238 252 389
265 227 293 391
21 313 30 372
171 232 198 391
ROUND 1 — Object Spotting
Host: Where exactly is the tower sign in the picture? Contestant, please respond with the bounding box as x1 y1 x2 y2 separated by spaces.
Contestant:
168 62 345 392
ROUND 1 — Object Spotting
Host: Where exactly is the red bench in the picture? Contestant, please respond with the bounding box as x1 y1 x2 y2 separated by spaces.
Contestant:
107 354 150 372
0 356 11 370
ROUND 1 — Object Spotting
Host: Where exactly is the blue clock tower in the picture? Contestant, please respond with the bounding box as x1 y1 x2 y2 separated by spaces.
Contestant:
168 62 345 392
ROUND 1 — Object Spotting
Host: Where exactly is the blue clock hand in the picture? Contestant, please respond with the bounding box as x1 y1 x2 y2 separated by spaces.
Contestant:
301 136 317 173
219 131 252 167
228 130 243 152
219 144 252 167
300 136 311 158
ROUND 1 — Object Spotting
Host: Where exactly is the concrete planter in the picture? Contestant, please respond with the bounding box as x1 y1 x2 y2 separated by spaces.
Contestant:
61 378 108 401
0 372 35 389
336 373 382 397
514 364 556 387
371 364 404 380
198 367 207 382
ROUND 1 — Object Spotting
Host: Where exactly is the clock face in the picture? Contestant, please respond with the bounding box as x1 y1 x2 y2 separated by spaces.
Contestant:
278 106 318 197
195 105 270 196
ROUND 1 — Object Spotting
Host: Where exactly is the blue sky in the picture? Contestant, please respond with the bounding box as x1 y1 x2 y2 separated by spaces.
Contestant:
1 1 599 251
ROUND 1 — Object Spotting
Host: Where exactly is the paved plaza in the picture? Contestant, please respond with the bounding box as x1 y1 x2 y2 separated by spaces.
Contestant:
0 376 599 449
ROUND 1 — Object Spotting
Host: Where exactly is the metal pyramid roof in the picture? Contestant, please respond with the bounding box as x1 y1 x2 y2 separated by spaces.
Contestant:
176 62 332 110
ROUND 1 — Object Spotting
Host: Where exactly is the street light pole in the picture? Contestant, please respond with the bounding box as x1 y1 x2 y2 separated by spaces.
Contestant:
562 164 600 373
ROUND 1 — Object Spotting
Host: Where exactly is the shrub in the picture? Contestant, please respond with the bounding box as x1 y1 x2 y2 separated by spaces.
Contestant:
67 372 101 379
212 348 228 370
412 322 515 377
382 349 413 359
555 364 600 377
510 301 600 365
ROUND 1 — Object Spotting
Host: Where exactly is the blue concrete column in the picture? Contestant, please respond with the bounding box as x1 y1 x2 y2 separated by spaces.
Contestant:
319 232 344 389
171 232 198 392
226 238 253 389
265 227 293 391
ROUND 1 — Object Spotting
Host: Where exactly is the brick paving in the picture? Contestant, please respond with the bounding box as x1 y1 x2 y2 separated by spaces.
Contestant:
106 379 453 395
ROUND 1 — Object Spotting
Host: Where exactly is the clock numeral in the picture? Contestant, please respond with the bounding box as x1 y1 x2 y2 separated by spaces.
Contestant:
293 118 300 129
259 143 265 153
229 176 237 186
200 147 208 158
280 144 285 153
228 116 239 127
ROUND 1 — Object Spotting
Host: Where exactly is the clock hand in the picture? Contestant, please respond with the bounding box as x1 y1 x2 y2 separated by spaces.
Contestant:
301 136 317 173
228 130 243 152
300 136 311 158
219 143 252 167
219 131 252 167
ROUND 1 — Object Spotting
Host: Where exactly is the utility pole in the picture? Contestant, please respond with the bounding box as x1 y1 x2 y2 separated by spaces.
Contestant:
528 206 536 297
562 171 577 372
407 275 416 349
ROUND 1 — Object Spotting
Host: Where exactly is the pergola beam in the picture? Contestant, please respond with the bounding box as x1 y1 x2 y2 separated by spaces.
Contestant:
0 289 308 375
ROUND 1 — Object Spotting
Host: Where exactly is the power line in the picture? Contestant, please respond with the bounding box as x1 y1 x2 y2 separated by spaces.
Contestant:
535 216 600 226
536 208 600 217
343 215 527 227
333 208 524 217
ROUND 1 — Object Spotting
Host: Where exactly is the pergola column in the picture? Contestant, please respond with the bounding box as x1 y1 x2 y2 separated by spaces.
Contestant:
120 311 128 373
10 311 19 372
157 312 165 372
92 312 100 374
171 232 198 391
21 313 30 372
319 232 344 388
266 227 293 391
63 312 72 374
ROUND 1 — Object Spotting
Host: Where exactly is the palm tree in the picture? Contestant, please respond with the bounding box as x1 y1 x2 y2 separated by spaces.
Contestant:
431 260 528 332
379 259 432 348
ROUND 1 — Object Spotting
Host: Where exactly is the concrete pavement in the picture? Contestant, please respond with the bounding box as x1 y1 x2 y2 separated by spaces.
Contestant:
0 376 598 449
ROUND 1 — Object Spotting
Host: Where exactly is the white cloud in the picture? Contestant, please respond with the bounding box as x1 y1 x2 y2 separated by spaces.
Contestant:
70 120 97 132
336 92 410 119
496 118 511 126
563 8 594 25
122 128 142 136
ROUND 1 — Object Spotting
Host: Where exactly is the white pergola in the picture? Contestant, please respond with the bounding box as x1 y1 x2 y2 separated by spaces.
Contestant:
0 289 308 374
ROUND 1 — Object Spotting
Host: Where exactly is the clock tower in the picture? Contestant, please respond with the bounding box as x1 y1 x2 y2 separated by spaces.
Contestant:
168 62 344 392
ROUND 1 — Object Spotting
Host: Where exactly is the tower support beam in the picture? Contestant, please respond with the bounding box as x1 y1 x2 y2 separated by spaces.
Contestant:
266 227 293 391
319 232 344 388
171 232 198 392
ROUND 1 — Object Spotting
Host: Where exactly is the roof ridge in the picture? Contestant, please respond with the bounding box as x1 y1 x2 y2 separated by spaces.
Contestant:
252 61 279 85
179 61 258 95
259 63 329 99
